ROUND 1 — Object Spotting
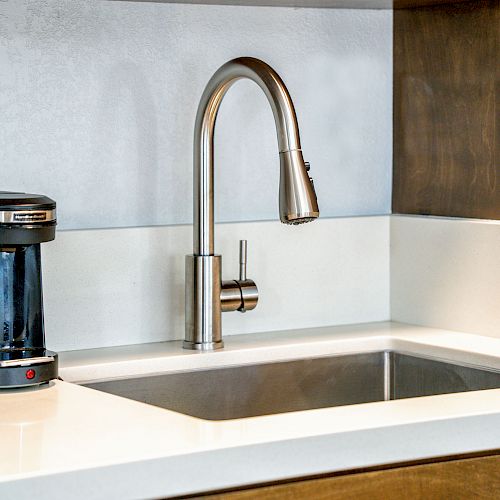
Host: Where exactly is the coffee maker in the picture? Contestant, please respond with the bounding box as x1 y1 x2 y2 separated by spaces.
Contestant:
0 192 58 388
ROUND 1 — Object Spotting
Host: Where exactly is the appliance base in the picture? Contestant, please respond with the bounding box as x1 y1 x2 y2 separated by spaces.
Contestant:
0 350 58 388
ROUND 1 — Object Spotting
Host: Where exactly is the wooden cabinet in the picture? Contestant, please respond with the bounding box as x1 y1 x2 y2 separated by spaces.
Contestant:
199 453 500 499
393 0 499 220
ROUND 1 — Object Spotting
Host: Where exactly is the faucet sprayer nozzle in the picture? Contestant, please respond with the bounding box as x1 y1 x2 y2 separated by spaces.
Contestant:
279 149 319 225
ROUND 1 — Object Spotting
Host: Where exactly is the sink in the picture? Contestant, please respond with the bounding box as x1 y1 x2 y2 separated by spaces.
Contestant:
82 351 500 421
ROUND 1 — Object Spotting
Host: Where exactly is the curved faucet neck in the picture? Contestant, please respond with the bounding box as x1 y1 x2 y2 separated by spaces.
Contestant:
193 57 303 256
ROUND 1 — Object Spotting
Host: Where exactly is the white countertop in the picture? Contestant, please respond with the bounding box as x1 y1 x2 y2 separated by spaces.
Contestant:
1 322 500 500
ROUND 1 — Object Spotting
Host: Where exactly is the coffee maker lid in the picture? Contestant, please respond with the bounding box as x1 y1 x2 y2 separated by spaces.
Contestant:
0 191 56 211
0 191 56 245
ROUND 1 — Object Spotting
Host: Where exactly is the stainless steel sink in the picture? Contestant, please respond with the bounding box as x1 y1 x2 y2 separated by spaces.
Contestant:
82 351 500 421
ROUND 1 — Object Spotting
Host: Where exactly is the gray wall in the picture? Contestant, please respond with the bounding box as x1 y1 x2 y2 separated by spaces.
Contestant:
0 0 392 230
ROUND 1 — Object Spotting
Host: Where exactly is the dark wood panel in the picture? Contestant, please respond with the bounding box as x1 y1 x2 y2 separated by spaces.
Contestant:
393 0 499 219
202 454 500 500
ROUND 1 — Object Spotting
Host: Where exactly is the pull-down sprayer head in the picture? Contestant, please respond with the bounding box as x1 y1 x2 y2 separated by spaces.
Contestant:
279 149 319 225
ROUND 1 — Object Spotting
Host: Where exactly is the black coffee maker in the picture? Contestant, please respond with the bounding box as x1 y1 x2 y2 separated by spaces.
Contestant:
0 192 58 387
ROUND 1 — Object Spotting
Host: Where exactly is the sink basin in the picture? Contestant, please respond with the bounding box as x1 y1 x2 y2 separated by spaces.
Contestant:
82 351 500 421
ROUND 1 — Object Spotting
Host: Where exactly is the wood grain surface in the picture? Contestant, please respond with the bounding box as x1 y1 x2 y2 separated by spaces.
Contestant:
394 0 474 6
393 0 499 219
202 454 500 499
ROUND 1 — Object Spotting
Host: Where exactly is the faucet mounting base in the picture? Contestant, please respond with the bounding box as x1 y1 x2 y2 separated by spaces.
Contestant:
182 340 224 351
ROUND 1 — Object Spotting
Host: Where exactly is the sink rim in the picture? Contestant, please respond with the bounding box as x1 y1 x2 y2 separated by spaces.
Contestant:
79 348 500 386
80 349 500 422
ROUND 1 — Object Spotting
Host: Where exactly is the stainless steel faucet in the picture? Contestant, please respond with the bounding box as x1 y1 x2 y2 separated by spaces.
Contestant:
184 57 319 351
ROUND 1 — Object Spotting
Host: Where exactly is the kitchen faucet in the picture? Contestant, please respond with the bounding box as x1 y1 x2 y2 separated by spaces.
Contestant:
184 57 319 351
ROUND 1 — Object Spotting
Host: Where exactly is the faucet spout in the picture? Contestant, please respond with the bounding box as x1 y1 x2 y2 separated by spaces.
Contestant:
193 57 318 255
185 57 319 351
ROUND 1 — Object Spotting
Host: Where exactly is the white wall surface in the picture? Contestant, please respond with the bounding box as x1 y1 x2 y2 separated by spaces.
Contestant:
42 216 390 351
391 216 500 338
0 0 392 229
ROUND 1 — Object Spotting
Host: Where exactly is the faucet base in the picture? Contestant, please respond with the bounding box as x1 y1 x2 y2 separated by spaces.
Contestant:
184 254 223 350
182 340 224 351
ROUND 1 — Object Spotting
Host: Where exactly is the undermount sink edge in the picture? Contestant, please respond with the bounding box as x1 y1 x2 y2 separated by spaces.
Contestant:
82 349 500 421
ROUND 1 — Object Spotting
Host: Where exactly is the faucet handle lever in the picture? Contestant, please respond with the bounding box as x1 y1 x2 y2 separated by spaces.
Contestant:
239 240 247 281
236 238 257 312
221 239 258 313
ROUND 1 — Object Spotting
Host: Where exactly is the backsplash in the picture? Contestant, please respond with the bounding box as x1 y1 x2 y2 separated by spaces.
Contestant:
391 216 500 339
43 216 390 351
1 0 392 229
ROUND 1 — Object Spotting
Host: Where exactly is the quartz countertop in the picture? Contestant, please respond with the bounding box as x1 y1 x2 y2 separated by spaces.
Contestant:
1 321 500 500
